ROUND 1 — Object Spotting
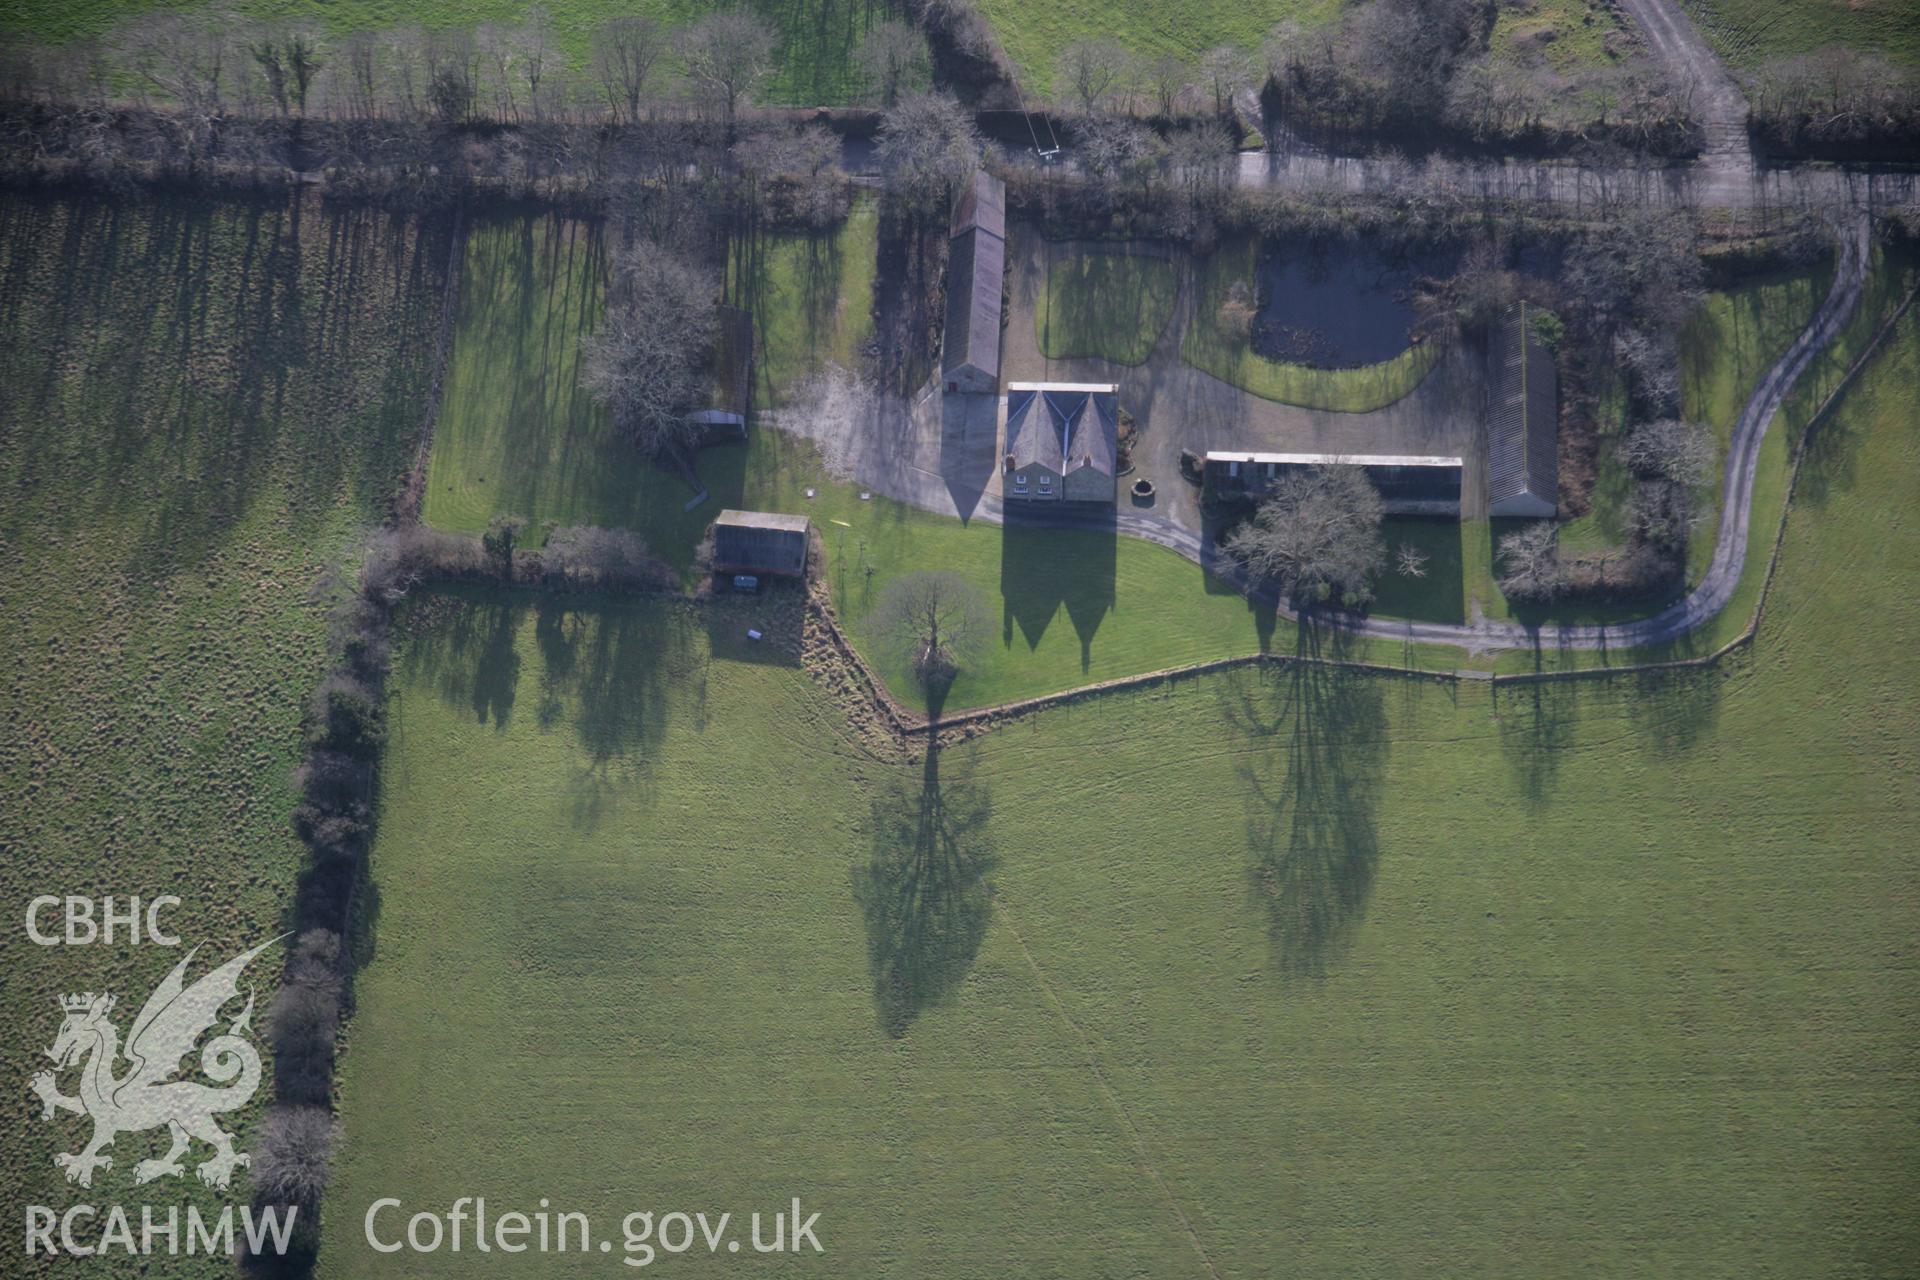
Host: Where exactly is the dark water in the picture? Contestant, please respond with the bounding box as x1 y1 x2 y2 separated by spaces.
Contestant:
1251 240 1459 368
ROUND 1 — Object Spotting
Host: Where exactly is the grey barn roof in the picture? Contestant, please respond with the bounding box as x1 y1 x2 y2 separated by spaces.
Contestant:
712 510 810 576
942 171 1006 381
950 170 1006 239
1006 383 1118 478
1486 302 1559 518
715 509 810 533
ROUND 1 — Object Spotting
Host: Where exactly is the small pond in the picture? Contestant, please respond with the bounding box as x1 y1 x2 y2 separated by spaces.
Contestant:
1251 240 1460 368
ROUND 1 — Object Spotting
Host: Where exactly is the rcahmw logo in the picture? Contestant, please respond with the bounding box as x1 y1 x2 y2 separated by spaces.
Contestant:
22 930 297 1260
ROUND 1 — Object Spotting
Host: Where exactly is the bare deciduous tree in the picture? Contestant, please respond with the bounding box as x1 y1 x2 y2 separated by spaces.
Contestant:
593 15 667 125
1225 464 1386 606
874 90 981 216
542 526 671 590
1566 207 1704 337
1626 479 1697 548
580 239 720 462
870 570 991 685
679 11 778 136
1055 38 1132 115
251 1106 337 1209
1075 116 1158 194
1396 543 1430 578
1496 520 1564 601
857 19 929 108
267 983 340 1105
1145 53 1189 118
1623 418 1715 486
1195 45 1256 118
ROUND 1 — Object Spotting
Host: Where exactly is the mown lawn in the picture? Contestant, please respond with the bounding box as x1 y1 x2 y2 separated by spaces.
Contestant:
5 0 893 106
326 301 1920 1275
1035 251 1180 365
1181 235 1443 413
1682 0 1920 69
0 189 448 1276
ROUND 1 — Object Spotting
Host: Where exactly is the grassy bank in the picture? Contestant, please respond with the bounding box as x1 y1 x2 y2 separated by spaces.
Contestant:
0 189 448 1274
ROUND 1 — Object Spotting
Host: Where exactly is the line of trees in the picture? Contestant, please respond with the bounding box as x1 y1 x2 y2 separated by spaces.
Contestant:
1745 46 1920 160
0 9 934 125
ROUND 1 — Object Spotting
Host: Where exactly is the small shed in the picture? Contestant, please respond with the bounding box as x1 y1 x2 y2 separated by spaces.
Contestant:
1486 302 1559 519
712 510 810 578
942 170 1006 396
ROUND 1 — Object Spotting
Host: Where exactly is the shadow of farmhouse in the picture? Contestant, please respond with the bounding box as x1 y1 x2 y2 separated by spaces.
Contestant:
1220 620 1388 979
851 743 996 1038
999 509 1117 674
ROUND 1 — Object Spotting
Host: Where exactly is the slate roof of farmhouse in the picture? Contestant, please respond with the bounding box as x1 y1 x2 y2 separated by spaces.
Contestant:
1005 382 1118 478
1486 302 1559 515
942 171 1006 380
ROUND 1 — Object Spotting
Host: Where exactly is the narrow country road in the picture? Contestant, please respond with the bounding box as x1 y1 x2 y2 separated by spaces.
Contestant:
1613 0 1753 169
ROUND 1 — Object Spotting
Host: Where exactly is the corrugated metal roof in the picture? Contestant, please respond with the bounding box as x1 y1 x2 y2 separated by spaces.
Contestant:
1485 302 1559 515
942 226 1004 380
1204 451 1464 469
950 170 1005 239
715 509 810 533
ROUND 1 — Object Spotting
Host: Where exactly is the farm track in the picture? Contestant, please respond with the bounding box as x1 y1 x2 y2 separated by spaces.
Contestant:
1613 0 1754 170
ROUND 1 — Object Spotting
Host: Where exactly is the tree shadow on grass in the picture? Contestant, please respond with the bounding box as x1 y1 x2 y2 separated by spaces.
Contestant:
403 594 528 731
1221 619 1387 979
1492 640 1579 809
1622 663 1725 760
851 742 996 1038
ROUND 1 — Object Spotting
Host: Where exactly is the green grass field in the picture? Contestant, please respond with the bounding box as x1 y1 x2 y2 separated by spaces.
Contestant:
1682 0 1920 69
1035 251 1180 364
4 0 891 106
325 297 1920 1276
0 189 447 1275
422 201 876 567
977 0 1340 98
1182 235 1443 413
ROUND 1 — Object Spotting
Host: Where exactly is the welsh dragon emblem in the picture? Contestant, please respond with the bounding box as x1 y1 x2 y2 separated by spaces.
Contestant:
29 938 280 1190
